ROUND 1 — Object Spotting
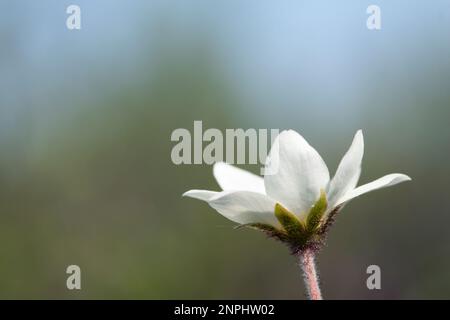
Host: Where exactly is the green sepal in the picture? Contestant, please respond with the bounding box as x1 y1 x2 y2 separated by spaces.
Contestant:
274 203 307 242
305 189 328 233
236 196 330 254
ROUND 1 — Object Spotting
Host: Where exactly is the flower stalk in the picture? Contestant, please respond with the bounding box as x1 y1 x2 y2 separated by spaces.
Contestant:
299 249 322 300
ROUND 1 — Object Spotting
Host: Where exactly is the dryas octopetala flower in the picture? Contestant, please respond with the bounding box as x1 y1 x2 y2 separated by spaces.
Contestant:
183 130 411 253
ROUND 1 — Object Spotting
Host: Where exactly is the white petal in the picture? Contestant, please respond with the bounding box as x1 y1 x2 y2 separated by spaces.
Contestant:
264 130 330 218
213 162 265 194
182 190 219 201
336 173 411 206
327 130 364 210
208 191 279 227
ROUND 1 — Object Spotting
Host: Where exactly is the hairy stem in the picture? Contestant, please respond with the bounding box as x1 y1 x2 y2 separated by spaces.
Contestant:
299 249 322 300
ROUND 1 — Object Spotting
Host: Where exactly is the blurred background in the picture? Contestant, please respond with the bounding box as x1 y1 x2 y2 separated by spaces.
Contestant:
0 0 449 299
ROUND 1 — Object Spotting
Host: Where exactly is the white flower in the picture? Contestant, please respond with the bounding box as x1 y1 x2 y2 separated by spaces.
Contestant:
183 130 411 232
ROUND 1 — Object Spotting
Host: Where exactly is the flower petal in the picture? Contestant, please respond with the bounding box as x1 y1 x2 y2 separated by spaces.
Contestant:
264 130 330 218
183 189 219 201
213 162 265 194
335 173 411 206
208 191 279 226
327 130 364 210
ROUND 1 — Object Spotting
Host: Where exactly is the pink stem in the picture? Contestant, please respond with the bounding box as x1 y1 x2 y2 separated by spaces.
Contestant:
299 249 323 300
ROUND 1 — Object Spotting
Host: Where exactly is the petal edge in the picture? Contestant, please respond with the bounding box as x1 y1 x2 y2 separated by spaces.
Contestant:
183 189 219 201
213 162 265 194
208 190 279 227
327 130 364 209
335 173 411 206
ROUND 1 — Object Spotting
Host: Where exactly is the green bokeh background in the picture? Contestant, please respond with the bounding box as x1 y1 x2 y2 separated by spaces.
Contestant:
0 1 449 299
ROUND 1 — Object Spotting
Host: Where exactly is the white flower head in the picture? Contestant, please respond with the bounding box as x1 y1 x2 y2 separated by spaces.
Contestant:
183 130 411 252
